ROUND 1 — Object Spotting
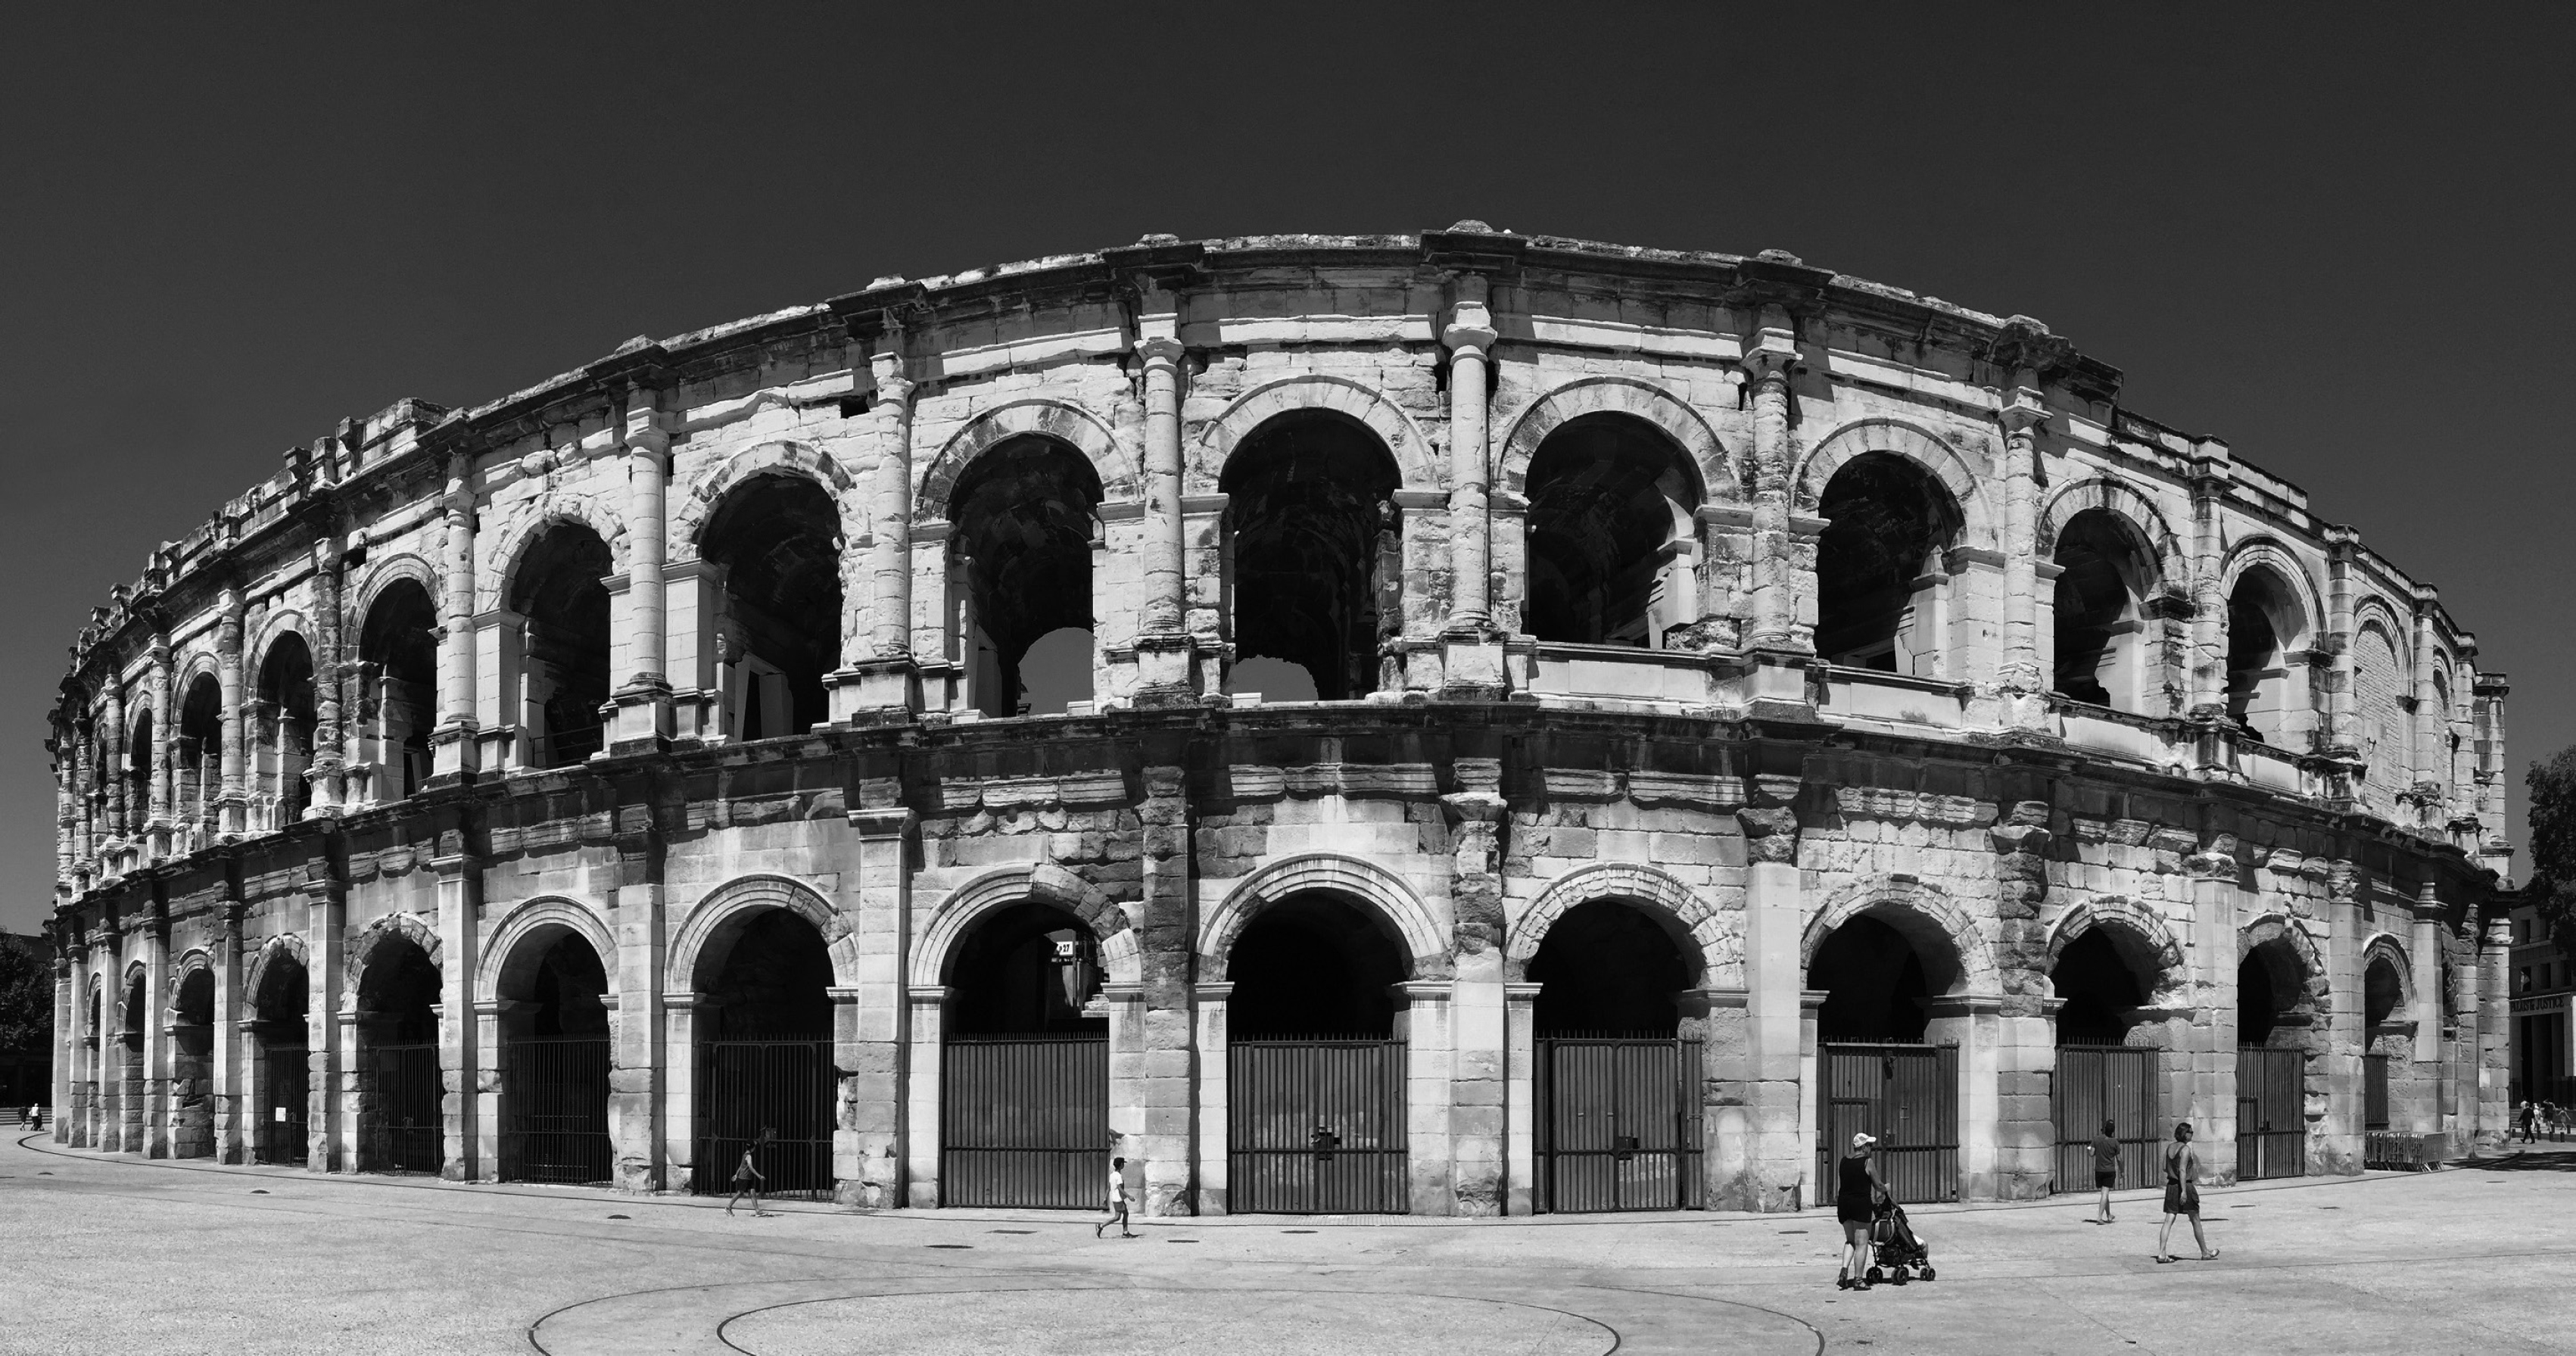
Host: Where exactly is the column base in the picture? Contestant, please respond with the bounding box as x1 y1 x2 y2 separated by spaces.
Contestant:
1741 647 1819 721
1117 633 1219 707
605 681 674 754
428 722 480 781
827 659 921 722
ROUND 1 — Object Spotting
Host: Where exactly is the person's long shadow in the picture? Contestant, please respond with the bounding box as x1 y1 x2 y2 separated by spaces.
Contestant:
2471 1149 2576 1172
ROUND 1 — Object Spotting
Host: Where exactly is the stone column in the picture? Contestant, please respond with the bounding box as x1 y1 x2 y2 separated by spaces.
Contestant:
1987 800 2056 1197
50 941 74 1142
1130 330 1201 701
432 454 479 778
1191 983 1230 1213
1444 779 1506 1215
1996 388 2048 724
2185 454 2231 723
307 877 344 1171
139 919 170 1157
1743 327 1800 650
472 999 520 1180
145 644 173 849
434 849 480 1180
213 905 245 1162
1732 772 1809 1211
1923 994 2003 1199
611 878 665 1192
841 806 913 1208
1438 291 1503 694
216 588 248 834
2186 839 2241 1176
1136 760 1196 1215
1502 980 1540 1214
102 685 126 843
2476 905 2512 1148
608 397 673 750
307 537 347 816
1397 980 1455 1215
839 357 920 715
96 930 124 1150
902 987 945 1207
2410 888 2444 1071
662 994 711 1191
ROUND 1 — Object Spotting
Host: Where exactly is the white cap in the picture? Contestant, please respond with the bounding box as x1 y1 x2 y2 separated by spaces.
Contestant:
1851 1132 1877 1152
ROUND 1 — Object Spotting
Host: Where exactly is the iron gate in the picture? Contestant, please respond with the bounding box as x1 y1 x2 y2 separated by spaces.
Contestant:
1229 1039 1407 1214
1535 1037 1704 1212
1816 1043 1958 1205
257 1038 308 1166
2364 1053 2390 1131
941 1034 1107 1208
693 1038 836 1199
500 1034 613 1185
2053 1043 2159 1192
363 1042 442 1174
2236 1046 2305 1180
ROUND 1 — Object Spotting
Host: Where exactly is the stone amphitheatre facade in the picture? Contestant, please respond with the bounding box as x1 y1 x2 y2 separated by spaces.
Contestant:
42 226 2518 1215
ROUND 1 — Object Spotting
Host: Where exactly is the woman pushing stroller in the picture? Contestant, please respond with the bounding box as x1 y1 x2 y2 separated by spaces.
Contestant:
1836 1132 1893 1289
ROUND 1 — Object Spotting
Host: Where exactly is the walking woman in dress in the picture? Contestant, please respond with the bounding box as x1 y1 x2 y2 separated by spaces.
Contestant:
2155 1121 2217 1262
1836 1132 1891 1289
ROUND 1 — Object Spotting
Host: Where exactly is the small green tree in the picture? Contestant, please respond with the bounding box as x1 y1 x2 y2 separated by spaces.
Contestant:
0 940 53 1052
2522 747 2576 959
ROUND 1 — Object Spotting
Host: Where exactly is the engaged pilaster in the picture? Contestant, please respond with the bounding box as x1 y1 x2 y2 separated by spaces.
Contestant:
430 454 480 780
834 355 922 717
1437 287 1506 695
1129 320 1209 703
1996 386 2049 720
608 388 675 751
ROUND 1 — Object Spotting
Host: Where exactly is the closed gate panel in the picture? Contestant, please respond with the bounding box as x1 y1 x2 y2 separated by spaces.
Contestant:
694 1039 836 1199
2053 1045 2160 1192
2235 1046 2305 1180
1228 1040 1406 1214
257 1040 308 1167
1537 1038 1704 1212
942 1035 1107 1208
1816 1043 1958 1205
500 1034 613 1185
365 1043 442 1174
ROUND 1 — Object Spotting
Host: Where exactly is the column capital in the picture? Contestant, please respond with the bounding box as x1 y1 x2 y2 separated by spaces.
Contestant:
1442 302 1497 353
848 806 917 840
1133 335 1185 366
1740 326 1802 381
1997 385 2051 434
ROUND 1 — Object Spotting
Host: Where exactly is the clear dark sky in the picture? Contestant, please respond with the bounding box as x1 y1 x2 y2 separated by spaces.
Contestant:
5 5 2569 934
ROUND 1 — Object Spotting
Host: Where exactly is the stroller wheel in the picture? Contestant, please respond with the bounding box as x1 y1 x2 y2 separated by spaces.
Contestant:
1889 1268 1909 1286
1919 1264 1936 1282
1865 1266 1883 1284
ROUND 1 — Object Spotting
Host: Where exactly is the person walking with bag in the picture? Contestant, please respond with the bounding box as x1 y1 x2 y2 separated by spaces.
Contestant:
1835 1132 1891 1289
2155 1121 2217 1263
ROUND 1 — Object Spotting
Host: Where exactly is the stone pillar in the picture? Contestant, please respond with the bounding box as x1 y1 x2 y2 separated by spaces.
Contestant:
216 588 248 834
1743 326 1802 651
50 942 73 1142
1191 983 1230 1213
139 921 169 1158
2410 890 2444 1071
1438 290 1503 695
1397 980 1455 1214
213 905 245 1162
1502 980 1540 1214
662 995 711 1191
1130 329 1201 701
1923 994 2003 1199
95 930 123 1150
2477 904 2512 1149
307 537 347 815
102 685 126 843
902 987 945 1207
1988 800 2056 1197
1443 781 1506 1216
434 849 480 1180
2185 454 2231 720
838 357 920 715
145 644 173 848
1136 760 1196 1214
473 998 521 1180
307 878 344 1171
1731 772 1809 1211
2186 839 2241 1177
841 806 913 1208
432 454 479 778
1996 387 2048 725
611 880 665 1193
608 397 673 750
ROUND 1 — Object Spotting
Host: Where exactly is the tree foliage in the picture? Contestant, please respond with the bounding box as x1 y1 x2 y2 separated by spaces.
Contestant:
2522 747 2576 959
0 940 53 1052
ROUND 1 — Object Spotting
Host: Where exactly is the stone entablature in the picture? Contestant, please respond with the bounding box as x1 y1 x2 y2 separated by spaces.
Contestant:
43 226 2517 1211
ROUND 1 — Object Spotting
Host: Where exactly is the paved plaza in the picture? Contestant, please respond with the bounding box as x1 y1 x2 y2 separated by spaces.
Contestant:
5 1132 2572 1355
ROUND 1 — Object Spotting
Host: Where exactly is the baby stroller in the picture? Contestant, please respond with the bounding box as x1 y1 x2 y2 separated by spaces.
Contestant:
1866 1202 1936 1284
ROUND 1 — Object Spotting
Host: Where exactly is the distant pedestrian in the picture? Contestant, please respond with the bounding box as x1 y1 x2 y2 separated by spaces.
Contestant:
2155 1122 2217 1263
725 1128 774 1217
2090 1119 2120 1224
1095 1155 1138 1238
1835 1132 1891 1289
2520 1100 2539 1144
28 1104 43 1131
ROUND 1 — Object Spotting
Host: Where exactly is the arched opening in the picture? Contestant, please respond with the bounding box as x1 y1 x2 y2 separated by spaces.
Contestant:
939 901 1108 1208
354 937 442 1174
509 524 612 768
692 908 836 1199
946 437 1100 719
125 709 153 832
2363 952 2408 1134
1814 454 1963 673
254 634 316 827
1016 625 1096 717
170 968 215 1158
176 673 221 837
1528 899 1706 1212
1807 910 1966 1202
357 580 439 800
497 930 612 1184
1524 415 1702 648
252 953 309 1166
2236 934 2318 1180
702 475 841 740
1225 891 1413 1213
2225 567 2309 745
2051 510 2158 709
2048 925 2166 1193
1228 656 1319 703
1222 413 1401 701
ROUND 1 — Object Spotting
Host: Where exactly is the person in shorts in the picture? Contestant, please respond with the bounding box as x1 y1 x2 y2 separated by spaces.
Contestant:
2155 1121 2216 1263
1834 1132 1890 1289
725 1127 774 1217
2090 1119 2120 1224
1095 1155 1138 1238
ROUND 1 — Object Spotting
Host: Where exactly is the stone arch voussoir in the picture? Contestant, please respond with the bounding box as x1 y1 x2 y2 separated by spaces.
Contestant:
243 933 311 1012
344 911 441 995
1199 853 1449 982
917 398 1140 523
2035 476 2188 595
666 873 855 994
1496 375 1737 503
1792 416 1999 550
2043 895 2191 1006
476 895 621 1005
1802 874 1999 997
477 493 631 616
1198 374 1441 493
674 438 866 560
1505 862 1741 987
911 862 1141 990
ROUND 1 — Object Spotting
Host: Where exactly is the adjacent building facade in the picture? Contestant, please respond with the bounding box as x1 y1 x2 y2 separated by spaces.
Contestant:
43 227 2517 1214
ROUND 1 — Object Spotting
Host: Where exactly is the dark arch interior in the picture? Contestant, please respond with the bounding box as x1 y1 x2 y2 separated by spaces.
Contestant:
257 634 316 820
357 939 441 1045
1525 415 1701 648
702 474 842 740
126 709 153 813
2051 930 2145 1044
1808 916 1931 1042
2051 509 2154 708
1528 899 1696 1036
1223 413 1400 700
2365 956 2404 1029
173 967 214 1058
255 954 309 1029
359 579 441 797
2238 940 2313 1048
948 436 1100 718
509 525 613 768
705 909 833 1040
2225 570 2300 740
947 901 1105 1036
121 972 145 1046
516 933 611 1037
177 673 222 818
1228 893 1407 1038
1815 453 1960 669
